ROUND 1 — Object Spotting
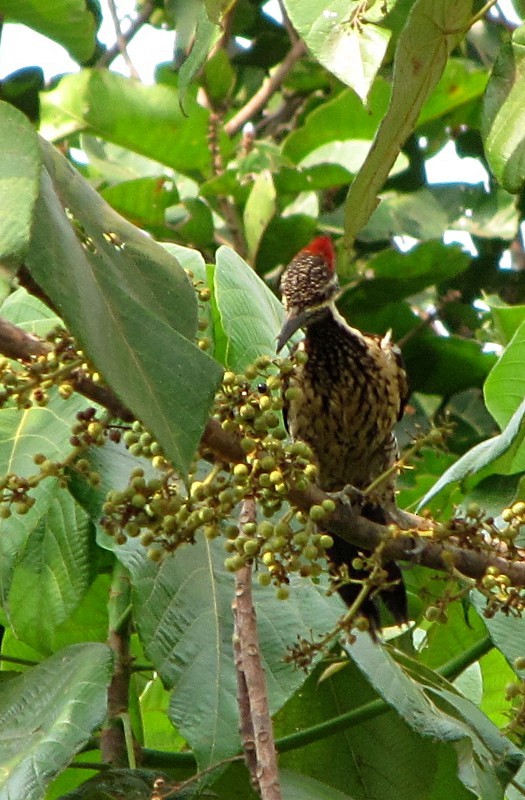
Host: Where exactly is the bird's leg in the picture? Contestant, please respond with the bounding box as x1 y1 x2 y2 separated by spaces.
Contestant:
325 484 389 524
326 484 433 531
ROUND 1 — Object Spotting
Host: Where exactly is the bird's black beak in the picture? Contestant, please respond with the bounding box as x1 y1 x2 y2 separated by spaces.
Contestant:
276 311 307 353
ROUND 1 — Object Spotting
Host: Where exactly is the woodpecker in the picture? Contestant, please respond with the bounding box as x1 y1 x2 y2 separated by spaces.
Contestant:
277 236 409 630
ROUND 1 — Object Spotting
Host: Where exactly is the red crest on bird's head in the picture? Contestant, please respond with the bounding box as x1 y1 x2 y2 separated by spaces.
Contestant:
300 236 336 272
277 236 340 351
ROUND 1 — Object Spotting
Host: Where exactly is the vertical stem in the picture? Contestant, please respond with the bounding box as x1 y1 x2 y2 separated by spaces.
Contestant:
100 561 136 767
233 499 282 800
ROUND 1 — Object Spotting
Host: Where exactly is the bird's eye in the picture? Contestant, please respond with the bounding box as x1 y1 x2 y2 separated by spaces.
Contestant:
257 383 268 393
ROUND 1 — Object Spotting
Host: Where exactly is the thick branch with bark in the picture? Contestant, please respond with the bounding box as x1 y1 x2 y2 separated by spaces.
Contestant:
1 315 524 588
233 499 282 800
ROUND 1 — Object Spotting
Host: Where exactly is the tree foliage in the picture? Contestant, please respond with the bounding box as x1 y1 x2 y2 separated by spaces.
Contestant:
1 1 525 798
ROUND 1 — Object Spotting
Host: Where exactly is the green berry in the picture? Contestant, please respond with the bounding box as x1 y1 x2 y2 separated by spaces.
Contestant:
257 521 274 539
309 504 326 522
319 534 334 549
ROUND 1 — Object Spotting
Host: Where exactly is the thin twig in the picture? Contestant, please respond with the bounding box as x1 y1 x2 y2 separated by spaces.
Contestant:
233 498 282 799
97 0 155 70
224 39 306 137
105 0 140 78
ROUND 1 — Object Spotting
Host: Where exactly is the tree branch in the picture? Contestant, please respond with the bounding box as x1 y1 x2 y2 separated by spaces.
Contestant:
97 1 155 70
233 498 282 799
224 40 306 137
2 315 524 590
101 563 136 767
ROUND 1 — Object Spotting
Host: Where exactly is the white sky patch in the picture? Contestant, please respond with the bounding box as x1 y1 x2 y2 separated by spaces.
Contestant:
425 140 490 189
0 0 174 83
494 0 522 24
444 229 478 256
263 0 283 23
393 234 419 252
235 36 252 50
499 249 513 269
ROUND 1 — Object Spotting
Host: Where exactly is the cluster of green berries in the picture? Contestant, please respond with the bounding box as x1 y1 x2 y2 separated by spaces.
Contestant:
0 473 39 518
0 327 98 410
100 354 339 595
0 405 111 519
480 564 525 618
183 267 212 352
431 501 525 551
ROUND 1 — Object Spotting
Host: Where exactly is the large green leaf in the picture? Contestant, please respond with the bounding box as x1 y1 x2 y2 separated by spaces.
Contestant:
484 319 525 428
342 241 471 309
6 487 94 654
280 770 354 800
284 0 391 102
0 0 99 63
244 170 277 263
282 81 392 163
25 139 222 475
487 297 525 345
0 643 112 800
361 184 519 243
418 398 525 507
417 58 488 126
344 0 473 249
349 637 521 794
101 177 180 229
0 101 41 264
0 393 88 480
276 654 474 798
214 246 285 370
482 24 525 193
41 70 223 176
0 479 63 610
116 536 340 769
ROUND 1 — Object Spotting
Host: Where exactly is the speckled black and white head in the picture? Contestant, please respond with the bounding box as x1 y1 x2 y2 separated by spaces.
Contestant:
277 236 338 352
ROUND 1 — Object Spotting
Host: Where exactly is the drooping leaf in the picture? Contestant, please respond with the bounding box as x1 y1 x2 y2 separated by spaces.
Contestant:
349 637 521 794
25 139 222 475
484 319 525 428
280 769 354 800
483 24 525 193
344 0 474 249
0 643 113 800
0 101 41 264
275 653 474 798
418 398 525 507
0 0 99 63
243 170 277 262
214 245 285 370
